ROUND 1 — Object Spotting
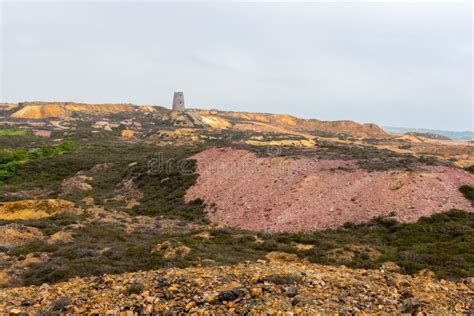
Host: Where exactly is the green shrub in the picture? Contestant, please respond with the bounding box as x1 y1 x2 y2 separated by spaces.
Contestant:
263 274 302 285
56 140 76 152
127 282 144 295
459 185 474 201
50 296 71 311
0 140 76 185
0 128 28 136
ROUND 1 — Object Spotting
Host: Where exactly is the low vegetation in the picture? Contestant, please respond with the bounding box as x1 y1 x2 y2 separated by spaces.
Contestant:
49 296 71 312
291 209 474 279
235 139 448 172
0 136 206 217
0 128 472 288
3 209 472 286
465 165 474 174
0 128 28 136
127 282 144 295
0 140 75 184
459 185 474 202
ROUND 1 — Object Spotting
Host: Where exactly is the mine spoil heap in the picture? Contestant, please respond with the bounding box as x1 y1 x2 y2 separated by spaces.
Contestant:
0 255 472 314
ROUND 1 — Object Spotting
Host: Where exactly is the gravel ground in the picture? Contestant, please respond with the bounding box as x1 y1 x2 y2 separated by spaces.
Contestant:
1 253 473 314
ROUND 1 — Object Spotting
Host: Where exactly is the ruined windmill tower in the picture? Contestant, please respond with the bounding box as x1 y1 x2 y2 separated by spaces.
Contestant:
172 91 185 112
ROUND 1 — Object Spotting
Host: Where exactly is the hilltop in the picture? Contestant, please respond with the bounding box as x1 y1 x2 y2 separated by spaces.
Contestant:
5 101 387 138
384 126 474 142
3 101 472 166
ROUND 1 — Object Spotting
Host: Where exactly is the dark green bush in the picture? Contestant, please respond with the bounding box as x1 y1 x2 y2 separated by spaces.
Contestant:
464 165 474 174
459 185 474 201
263 274 302 285
127 282 144 295
50 296 71 311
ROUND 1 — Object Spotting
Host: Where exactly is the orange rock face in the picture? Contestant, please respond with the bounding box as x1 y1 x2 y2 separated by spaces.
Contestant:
219 111 388 138
11 104 68 119
11 102 135 119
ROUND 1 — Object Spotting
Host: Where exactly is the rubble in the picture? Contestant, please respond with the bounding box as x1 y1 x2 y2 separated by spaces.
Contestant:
150 240 191 259
0 256 472 314
61 173 93 195
121 130 135 138
0 224 44 248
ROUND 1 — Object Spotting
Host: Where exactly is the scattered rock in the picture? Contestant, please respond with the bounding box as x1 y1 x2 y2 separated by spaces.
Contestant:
0 260 471 314
121 130 134 138
20 300 33 307
294 243 314 251
185 301 196 310
0 224 44 247
250 287 263 298
291 297 300 306
108 179 143 209
216 290 238 303
266 251 299 263
47 231 74 245
200 259 217 267
418 269 435 279
401 298 424 314
90 163 114 172
61 173 93 195
326 244 381 263
150 240 191 259
286 286 298 297
50 296 71 312
380 261 402 273
82 196 95 206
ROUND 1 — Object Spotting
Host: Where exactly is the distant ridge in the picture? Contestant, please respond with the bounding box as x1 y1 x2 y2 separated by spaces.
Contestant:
3 101 389 138
383 126 474 141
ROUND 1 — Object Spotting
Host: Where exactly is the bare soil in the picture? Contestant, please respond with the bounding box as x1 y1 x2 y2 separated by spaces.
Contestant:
186 147 474 232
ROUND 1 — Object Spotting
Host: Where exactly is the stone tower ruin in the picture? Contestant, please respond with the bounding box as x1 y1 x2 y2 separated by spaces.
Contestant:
172 92 185 112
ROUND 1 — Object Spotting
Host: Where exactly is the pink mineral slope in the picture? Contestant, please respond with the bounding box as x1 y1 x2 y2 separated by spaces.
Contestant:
185 147 474 232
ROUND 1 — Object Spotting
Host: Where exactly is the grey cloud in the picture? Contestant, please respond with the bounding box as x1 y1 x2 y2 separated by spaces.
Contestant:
1 1 472 131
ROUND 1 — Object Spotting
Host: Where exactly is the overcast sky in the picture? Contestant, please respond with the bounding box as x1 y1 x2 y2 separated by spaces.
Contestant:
1 1 472 131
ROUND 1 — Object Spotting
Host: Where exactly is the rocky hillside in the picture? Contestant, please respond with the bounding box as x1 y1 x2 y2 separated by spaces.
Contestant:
0 100 473 313
1 253 472 314
4 102 388 138
186 147 474 232
9 102 138 119
214 110 388 138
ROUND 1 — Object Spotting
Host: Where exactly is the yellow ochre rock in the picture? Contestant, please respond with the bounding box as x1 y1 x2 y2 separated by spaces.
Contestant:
121 130 135 138
11 104 68 119
0 199 77 220
199 115 233 129
11 102 135 119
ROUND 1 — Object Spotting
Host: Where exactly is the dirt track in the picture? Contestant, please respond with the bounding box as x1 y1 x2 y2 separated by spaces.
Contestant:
185 147 474 232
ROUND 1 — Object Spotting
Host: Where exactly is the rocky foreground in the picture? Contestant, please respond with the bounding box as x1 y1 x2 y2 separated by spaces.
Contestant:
1 253 472 315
